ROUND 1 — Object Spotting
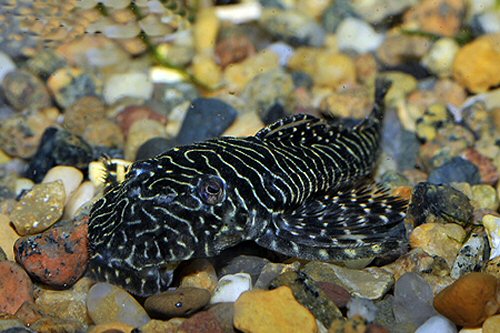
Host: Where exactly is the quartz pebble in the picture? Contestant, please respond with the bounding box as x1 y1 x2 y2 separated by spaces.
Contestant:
144 287 211 318
211 273 252 304
42 166 83 204
234 286 318 333
0 261 34 315
87 282 150 327
434 272 499 327
415 315 457 333
303 261 394 300
14 221 89 288
483 214 500 259
10 181 66 235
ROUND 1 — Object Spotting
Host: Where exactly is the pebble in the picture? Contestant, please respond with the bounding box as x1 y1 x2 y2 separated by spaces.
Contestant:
14 221 88 288
451 232 488 279
103 72 154 104
47 67 101 108
483 214 500 259
240 68 294 123
144 287 211 318
125 119 167 160
10 181 66 235
288 49 356 89
25 127 93 183
224 50 280 92
270 270 343 328
482 314 500 333
35 278 93 325
42 166 83 204
64 181 96 220
336 17 384 53
303 261 394 300
175 98 238 146
403 0 465 37
407 182 473 226
421 38 460 78
415 315 457 333
453 33 500 93
86 282 150 327
434 272 499 327
210 273 252 304
428 157 481 185
234 286 318 333
63 96 107 136
260 9 325 47
1 70 51 111
0 112 53 159
0 214 18 261
409 223 466 266
0 261 34 315
392 273 437 326
0 51 16 83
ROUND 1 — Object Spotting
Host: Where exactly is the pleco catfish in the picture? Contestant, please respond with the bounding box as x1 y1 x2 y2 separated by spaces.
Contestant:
88 78 408 296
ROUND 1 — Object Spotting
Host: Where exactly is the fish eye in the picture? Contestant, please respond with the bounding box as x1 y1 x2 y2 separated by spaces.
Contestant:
197 175 226 205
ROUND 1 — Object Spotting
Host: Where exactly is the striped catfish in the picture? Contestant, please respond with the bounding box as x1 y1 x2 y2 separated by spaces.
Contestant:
88 78 408 296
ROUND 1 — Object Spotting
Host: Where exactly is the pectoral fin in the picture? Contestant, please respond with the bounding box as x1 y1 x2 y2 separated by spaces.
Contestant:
255 183 408 261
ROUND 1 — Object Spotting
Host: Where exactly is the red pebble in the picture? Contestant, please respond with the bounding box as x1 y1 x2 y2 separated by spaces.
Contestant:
0 261 34 314
14 220 89 288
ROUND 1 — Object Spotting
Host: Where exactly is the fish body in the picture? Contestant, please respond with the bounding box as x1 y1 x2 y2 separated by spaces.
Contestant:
88 79 408 296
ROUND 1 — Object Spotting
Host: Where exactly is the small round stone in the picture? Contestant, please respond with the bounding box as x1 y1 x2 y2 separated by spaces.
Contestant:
87 282 150 327
144 287 211 318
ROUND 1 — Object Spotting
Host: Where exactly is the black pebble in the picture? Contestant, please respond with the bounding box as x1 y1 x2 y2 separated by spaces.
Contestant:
176 98 238 146
25 127 93 182
428 157 481 185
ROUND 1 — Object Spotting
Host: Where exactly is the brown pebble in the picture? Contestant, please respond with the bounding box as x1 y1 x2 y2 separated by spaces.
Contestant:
14 220 89 288
434 272 499 327
144 287 211 318
0 261 34 315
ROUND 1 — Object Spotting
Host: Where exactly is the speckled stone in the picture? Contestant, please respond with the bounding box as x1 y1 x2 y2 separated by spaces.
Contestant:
14 221 88 288
234 286 318 333
270 270 343 328
10 181 65 235
1 70 51 111
35 277 93 325
434 272 499 327
47 67 101 108
144 287 211 318
303 261 394 300
87 282 150 327
0 261 34 315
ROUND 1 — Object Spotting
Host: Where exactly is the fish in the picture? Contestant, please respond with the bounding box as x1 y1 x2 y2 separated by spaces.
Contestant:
88 78 408 296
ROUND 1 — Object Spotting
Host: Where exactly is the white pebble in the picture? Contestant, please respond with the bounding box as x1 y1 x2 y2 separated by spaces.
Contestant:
42 166 83 204
336 17 384 54
0 52 16 83
415 315 457 333
210 273 252 304
483 214 500 259
64 181 96 219
104 72 153 104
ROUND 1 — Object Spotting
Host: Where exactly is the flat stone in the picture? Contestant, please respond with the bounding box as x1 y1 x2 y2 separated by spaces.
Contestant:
87 282 150 327
0 261 34 315
14 221 88 288
270 270 343 328
144 287 211 318
10 181 66 235
211 273 252 304
303 261 394 300
234 286 318 333
434 272 499 327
